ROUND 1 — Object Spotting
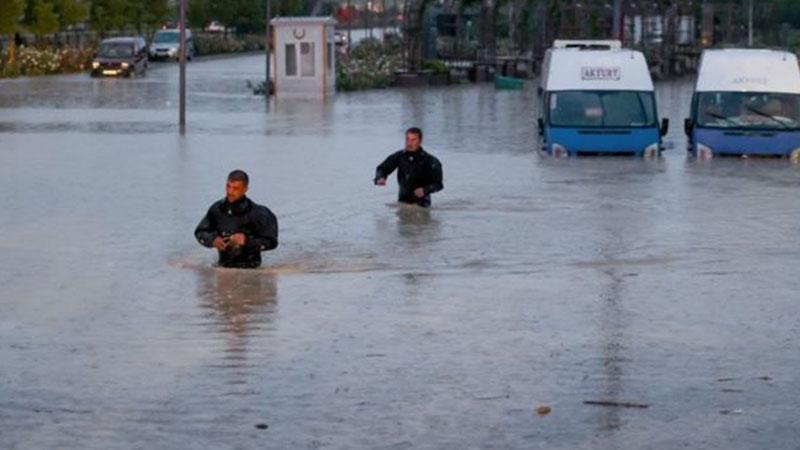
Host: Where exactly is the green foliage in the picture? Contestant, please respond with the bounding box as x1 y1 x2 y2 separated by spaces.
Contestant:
422 59 448 74
31 0 59 37
337 38 403 91
126 0 169 33
0 0 25 35
55 0 88 28
0 45 94 77
188 0 212 29
193 33 264 56
90 0 129 33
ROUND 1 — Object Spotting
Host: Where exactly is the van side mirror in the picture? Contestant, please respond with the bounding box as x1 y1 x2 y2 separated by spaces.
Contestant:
660 118 669 137
684 118 694 136
537 118 544 136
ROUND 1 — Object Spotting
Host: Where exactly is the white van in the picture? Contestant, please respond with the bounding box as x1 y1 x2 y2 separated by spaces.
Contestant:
537 40 668 157
684 49 800 159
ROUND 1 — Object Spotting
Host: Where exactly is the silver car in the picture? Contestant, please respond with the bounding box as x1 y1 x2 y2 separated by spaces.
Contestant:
149 29 194 61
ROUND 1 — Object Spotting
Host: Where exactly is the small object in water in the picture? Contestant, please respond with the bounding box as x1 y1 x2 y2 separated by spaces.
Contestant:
584 400 649 409
255 423 269 429
494 75 525 90
536 405 551 416
720 409 744 415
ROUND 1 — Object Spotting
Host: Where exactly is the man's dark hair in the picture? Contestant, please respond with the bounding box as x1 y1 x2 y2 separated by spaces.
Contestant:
406 127 423 141
227 169 249 185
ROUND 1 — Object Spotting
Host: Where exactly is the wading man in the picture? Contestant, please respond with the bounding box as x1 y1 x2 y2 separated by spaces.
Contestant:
195 170 278 268
374 127 444 208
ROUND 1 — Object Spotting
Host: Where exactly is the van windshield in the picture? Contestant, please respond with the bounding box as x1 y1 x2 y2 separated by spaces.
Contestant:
99 43 135 58
548 91 657 127
153 32 179 44
696 92 800 130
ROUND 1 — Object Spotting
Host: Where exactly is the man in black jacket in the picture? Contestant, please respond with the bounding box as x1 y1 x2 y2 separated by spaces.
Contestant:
195 170 278 268
374 127 444 207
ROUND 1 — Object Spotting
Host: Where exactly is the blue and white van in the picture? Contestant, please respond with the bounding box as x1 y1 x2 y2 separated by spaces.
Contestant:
685 49 800 160
537 40 668 157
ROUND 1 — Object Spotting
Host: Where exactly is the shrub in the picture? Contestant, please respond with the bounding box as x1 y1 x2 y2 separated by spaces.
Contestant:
336 38 403 91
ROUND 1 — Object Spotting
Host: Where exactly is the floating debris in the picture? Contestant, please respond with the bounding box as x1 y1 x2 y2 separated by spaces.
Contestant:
535 405 552 416
255 423 269 430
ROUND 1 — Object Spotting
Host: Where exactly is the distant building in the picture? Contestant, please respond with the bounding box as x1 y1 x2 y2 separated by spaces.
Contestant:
271 17 337 99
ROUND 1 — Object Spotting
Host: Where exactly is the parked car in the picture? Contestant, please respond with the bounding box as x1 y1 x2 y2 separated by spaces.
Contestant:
149 29 194 61
91 37 148 77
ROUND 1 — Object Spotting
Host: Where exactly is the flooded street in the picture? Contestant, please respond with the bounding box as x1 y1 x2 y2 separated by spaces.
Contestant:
1 54 799 449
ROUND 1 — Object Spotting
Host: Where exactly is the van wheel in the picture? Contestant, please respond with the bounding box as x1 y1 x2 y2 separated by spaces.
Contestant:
643 147 659 159
790 149 800 164
697 147 713 160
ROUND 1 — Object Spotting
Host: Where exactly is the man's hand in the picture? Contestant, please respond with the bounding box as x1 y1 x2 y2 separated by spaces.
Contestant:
375 177 386 186
414 187 425 198
212 236 227 251
229 233 246 248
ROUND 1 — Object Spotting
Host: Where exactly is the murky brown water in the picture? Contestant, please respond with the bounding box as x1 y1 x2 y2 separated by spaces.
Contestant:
1 54 799 449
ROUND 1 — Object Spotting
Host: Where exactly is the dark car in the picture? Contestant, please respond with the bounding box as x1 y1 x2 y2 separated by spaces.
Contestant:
91 37 148 77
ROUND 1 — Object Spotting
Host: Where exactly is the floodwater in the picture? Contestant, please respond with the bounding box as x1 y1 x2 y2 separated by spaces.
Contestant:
1 54 799 449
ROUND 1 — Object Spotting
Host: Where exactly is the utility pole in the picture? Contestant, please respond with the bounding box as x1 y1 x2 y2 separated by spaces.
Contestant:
612 0 623 41
179 0 187 134
266 0 272 96
747 0 753 47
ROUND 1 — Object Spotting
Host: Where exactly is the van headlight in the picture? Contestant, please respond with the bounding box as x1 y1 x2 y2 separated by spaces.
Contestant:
790 148 800 163
552 143 569 158
643 142 660 158
121 62 129 69
168 48 178 56
697 142 714 160
92 61 100 69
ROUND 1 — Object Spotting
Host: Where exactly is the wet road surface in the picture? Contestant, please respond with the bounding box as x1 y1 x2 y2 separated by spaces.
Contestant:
1 55 799 449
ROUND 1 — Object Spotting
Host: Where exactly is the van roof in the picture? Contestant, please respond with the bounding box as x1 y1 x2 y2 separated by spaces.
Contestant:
543 49 653 91
696 49 800 94
553 39 621 50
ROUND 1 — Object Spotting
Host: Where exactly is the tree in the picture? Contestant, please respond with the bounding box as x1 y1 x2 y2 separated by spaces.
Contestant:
56 0 89 29
126 0 169 34
0 0 25 64
188 0 212 30
31 0 60 38
90 0 128 35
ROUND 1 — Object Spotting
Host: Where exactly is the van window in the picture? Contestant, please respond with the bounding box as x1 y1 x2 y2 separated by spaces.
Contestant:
549 91 656 127
696 92 800 130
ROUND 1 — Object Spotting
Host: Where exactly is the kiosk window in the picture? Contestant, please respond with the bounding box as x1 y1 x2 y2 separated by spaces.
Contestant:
285 44 297 76
301 42 315 77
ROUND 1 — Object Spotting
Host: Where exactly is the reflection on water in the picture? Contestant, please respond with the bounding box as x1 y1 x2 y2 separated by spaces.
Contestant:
195 268 278 359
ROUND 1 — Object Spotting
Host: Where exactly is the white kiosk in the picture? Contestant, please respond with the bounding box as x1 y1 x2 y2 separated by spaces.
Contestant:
271 17 337 99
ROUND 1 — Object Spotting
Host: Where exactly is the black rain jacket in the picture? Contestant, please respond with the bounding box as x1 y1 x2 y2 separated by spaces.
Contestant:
195 196 278 268
374 147 443 207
